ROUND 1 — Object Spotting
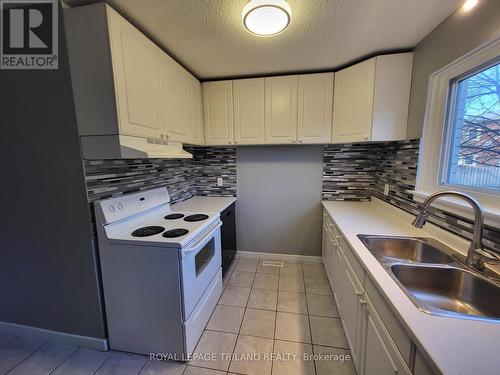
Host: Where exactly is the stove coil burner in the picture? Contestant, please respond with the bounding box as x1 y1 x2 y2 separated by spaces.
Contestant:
184 214 209 222
131 226 165 237
162 228 189 238
164 213 185 220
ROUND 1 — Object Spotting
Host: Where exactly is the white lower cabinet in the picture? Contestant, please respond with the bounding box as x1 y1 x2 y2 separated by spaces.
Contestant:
336 251 364 369
322 222 335 285
361 297 411 375
323 209 413 375
322 222 331 279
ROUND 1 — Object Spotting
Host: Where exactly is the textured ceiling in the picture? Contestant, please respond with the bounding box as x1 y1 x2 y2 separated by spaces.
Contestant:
64 0 462 79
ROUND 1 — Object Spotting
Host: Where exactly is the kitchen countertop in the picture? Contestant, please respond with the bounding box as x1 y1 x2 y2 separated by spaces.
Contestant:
322 198 500 375
172 196 236 214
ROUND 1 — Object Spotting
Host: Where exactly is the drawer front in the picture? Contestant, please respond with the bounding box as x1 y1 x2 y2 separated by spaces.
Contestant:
184 269 222 355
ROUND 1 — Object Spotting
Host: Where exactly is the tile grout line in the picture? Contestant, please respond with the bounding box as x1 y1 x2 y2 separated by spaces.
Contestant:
5 339 49 375
46 345 79 375
0 334 19 351
189 258 240 373
91 351 112 375
228 258 258 373
270 257 281 375
303 262 318 375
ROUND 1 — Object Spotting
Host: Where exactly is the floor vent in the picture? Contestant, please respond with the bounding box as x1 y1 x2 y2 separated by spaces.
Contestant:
262 261 284 267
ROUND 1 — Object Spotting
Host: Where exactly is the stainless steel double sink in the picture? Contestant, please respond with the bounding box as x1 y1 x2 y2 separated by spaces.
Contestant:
358 235 500 322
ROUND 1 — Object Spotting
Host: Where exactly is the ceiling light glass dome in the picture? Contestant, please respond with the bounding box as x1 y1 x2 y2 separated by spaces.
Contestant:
242 0 292 37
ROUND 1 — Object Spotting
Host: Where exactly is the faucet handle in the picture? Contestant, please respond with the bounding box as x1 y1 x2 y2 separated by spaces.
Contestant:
473 248 500 265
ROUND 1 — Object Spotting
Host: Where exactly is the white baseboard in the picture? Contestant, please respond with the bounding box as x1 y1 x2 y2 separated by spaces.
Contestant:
237 250 322 263
0 321 108 351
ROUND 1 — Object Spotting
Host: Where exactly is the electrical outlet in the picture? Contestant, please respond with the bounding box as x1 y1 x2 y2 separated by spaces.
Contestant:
384 184 390 196
217 178 223 187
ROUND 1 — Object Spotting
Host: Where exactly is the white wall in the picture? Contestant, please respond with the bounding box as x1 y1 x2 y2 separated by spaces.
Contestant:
236 146 323 256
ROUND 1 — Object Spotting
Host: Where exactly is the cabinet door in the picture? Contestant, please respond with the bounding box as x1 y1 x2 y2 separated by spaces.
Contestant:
265 75 298 144
333 245 343 303
322 222 330 276
189 76 205 145
371 53 413 142
329 226 341 292
158 53 190 143
362 299 412 375
327 230 336 287
297 73 334 144
203 81 234 145
107 6 161 139
332 58 375 143
234 78 265 145
336 252 363 368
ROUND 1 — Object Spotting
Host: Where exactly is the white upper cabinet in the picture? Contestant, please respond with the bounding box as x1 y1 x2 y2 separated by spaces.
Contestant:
332 53 413 143
107 5 162 140
233 78 265 145
158 52 190 143
203 81 234 145
371 54 413 142
297 73 334 144
65 3 202 159
189 76 205 145
265 75 298 144
332 58 376 143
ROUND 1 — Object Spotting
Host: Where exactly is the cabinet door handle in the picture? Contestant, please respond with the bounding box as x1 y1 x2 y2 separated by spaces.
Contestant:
299 140 303 143
359 299 366 305
363 134 368 140
355 291 363 296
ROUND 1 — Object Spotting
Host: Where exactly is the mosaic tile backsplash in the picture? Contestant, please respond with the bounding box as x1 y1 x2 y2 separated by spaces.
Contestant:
189 147 237 197
323 139 500 253
323 143 377 201
83 147 237 223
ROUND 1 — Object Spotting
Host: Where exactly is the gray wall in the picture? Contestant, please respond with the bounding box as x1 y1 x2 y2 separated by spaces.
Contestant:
0 5 105 339
407 0 500 138
236 146 323 256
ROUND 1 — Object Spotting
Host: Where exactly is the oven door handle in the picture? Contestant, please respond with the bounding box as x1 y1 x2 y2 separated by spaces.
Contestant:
180 221 222 257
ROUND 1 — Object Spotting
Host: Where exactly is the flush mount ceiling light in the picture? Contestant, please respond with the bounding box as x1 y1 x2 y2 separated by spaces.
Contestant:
462 0 478 11
242 0 292 37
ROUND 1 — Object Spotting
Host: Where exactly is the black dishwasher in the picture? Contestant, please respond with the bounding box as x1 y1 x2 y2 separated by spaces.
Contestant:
220 203 237 277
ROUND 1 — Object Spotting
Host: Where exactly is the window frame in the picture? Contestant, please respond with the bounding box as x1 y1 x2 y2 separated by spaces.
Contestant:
439 57 500 193
415 35 500 225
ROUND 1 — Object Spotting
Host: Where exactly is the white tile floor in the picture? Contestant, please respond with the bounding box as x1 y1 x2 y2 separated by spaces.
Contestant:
0 256 356 375
190 256 356 375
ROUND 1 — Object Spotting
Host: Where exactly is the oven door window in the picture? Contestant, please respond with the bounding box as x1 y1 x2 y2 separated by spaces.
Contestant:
195 238 215 276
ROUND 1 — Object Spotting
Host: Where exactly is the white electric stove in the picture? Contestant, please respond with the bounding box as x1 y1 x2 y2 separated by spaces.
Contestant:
95 187 223 358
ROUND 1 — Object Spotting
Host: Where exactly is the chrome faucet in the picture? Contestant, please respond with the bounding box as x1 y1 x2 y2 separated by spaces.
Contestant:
411 191 499 271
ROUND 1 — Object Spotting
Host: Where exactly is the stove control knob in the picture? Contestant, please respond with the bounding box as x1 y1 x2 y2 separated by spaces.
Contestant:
117 203 123 210
108 205 115 213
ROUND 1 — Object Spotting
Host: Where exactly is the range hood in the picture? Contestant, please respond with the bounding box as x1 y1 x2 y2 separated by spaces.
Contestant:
80 135 193 160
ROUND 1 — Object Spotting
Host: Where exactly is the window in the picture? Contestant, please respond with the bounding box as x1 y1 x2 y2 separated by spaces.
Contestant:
442 61 500 191
416 36 500 222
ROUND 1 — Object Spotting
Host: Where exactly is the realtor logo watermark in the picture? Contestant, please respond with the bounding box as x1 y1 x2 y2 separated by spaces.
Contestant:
0 0 58 69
